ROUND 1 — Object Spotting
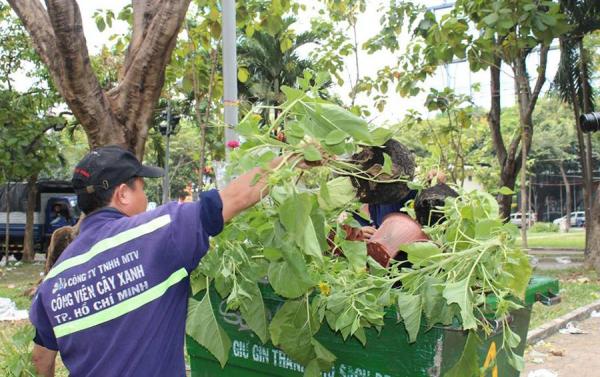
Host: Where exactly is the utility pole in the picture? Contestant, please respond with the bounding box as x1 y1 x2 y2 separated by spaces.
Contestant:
222 0 238 161
162 101 172 204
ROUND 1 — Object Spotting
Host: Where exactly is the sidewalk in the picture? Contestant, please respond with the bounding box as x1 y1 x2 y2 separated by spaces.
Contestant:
523 316 600 377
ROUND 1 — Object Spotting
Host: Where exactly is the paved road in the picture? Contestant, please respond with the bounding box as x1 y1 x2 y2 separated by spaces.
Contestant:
523 316 600 377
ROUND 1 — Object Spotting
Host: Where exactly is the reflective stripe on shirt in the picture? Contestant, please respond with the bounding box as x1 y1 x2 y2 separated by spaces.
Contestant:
53 267 188 338
45 214 172 280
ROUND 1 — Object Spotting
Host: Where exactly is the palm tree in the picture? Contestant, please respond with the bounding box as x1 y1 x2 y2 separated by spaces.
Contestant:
552 0 600 262
237 17 324 122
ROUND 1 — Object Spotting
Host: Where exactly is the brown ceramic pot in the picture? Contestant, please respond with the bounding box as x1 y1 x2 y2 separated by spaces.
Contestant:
367 213 429 267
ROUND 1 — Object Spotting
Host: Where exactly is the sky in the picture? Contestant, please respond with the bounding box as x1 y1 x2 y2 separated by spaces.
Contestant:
15 0 560 125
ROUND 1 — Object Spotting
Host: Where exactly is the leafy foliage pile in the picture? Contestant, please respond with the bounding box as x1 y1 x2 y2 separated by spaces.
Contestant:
186 84 532 377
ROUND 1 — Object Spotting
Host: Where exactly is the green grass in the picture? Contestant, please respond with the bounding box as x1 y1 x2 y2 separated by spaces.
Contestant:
0 262 69 377
521 231 585 249
530 268 600 329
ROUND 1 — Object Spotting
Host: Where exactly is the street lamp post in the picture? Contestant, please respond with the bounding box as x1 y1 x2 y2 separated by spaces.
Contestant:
159 101 180 204
222 0 238 161
163 102 172 204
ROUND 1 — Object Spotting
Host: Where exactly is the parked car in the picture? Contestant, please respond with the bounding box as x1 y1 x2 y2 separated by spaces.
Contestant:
509 212 536 228
553 211 585 227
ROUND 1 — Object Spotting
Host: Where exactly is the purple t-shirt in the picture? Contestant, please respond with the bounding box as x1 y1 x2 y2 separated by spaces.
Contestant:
30 190 223 377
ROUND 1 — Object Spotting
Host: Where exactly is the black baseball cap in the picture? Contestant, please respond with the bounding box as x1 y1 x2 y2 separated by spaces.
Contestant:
72 145 164 194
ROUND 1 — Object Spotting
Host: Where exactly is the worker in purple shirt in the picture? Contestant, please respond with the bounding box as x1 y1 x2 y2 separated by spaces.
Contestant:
30 145 291 377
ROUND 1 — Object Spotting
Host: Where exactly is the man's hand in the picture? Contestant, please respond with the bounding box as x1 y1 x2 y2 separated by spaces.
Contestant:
219 153 321 223
32 344 57 377
219 157 281 222
360 226 377 240
426 169 447 185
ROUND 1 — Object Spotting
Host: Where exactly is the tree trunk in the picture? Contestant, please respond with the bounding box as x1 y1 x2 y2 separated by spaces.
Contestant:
4 183 10 264
558 162 571 233
515 57 532 247
498 170 518 218
578 38 595 256
514 46 549 244
487 54 512 219
23 174 38 262
7 0 192 159
589 185 600 273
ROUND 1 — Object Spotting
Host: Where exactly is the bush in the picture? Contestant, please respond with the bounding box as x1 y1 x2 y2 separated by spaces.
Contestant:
529 222 559 233
0 324 36 377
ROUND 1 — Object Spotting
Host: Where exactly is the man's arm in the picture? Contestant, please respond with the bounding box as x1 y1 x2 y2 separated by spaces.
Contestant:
219 157 283 222
32 344 57 377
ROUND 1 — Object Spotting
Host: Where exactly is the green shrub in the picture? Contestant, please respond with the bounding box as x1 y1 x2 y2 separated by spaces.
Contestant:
529 222 559 233
0 325 37 377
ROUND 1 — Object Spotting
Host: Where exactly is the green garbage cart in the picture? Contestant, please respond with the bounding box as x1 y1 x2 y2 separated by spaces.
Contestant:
187 276 559 377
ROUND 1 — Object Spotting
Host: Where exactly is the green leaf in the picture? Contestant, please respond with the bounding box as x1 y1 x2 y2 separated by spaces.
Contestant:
304 360 321 377
324 129 347 145
442 278 477 330
280 193 312 245
181 75 194 93
334 307 356 332
381 153 393 175
340 240 367 272
400 241 441 266
502 251 532 298
408 181 425 190
370 128 393 145
474 219 502 240
189 269 208 296
353 327 367 346
506 348 525 371
95 16 106 32
269 300 320 365
444 331 482 377
317 177 357 211
280 37 293 52
498 186 514 195
245 24 255 37
302 102 373 144
397 293 422 342
421 277 447 325
263 247 283 261
239 282 269 343
268 260 314 298
186 294 231 368
303 145 322 162
237 67 250 83
303 217 324 262
482 13 498 26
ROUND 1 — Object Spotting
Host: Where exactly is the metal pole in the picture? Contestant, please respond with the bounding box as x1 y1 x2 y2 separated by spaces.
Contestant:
162 101 172 204
222 0 238 161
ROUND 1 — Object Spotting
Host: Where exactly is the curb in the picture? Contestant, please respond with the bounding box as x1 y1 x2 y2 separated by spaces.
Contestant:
526 299 600 345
